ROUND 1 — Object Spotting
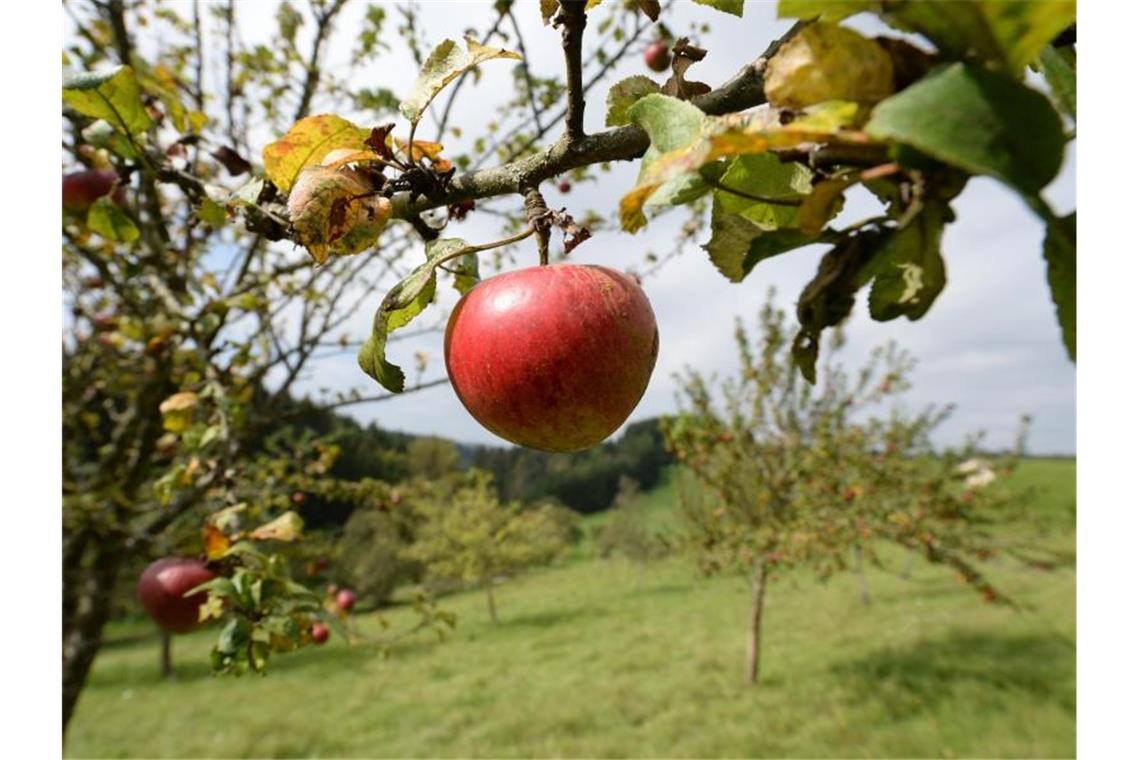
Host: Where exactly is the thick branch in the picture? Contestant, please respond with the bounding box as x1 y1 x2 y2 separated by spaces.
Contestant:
391 22 805 220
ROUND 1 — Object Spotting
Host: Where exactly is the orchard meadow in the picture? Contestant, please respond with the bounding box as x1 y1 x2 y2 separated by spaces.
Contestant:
62 0 1076 756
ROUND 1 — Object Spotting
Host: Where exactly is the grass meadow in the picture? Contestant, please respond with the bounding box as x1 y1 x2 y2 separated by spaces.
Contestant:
66 460 1075 758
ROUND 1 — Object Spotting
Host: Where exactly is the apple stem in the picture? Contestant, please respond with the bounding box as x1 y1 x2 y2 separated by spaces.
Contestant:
523 186 552 266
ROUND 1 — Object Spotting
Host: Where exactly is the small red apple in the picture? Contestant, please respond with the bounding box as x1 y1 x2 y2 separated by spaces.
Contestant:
718 432 734 443
310 621 329 644
292 491 306 505
557 179 572 193
842 488 857 502
335 588 357 612
63 170 126 214
444 264 659 452
137 557 216 634
644 40 671 72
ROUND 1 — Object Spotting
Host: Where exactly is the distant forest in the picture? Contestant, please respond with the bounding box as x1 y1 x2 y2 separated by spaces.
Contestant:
272 396 674 529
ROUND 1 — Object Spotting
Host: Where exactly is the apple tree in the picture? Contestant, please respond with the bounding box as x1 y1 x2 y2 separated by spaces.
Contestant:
663 294 1059 684
402 471 574 623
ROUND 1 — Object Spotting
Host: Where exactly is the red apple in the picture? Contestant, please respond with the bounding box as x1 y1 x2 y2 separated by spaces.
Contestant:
644 40 671 72
444 264 659 452
558 179 572 193
335 588 357 612
62 170 126 214
310 621 329 644
137 557 216 634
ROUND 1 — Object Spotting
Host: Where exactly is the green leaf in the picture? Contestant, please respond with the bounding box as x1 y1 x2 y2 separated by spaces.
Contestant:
217 617 251 656
359 238 469 391
80 120 138 159
704 190 816 282
880 0 1075 76
400 37 521 125
605 76 662 127
196 198 227 227
777 0 877 22
1038 44 1076 121
262 114 370 193
86 196 139 243
63 66 151 135
693 0 744 16
794 232 878 381
629 93 705 154
721 152 813 201
450 252 480 295
1042 211 1075 360
865 63 1065 195
867 202 950 321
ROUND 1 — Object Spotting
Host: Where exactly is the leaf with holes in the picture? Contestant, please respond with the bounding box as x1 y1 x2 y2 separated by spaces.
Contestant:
867 202 951 321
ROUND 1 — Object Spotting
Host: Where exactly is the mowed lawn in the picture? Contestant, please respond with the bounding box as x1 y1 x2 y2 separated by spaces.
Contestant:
66 460 1076 759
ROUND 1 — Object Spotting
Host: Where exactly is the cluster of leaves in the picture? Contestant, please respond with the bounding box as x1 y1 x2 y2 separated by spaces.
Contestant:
610 0 1076 378
662 293 1057 605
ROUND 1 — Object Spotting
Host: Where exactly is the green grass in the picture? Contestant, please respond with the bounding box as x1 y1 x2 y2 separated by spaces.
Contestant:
66 460 1075 759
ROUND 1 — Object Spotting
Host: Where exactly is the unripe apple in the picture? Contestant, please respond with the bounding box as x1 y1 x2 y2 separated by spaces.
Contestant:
310 621 329 644
62 170 126 214
335 588 357 612
137 557 216 634
444 264 659 452
644 40 671 72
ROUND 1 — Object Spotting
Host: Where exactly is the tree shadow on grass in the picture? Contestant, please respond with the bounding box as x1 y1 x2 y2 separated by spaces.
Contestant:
496 604 605 630
830 630 1076 719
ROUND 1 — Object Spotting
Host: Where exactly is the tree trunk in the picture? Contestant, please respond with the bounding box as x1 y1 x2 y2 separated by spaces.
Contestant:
745 559 766 685
160 629 173 678
485 581 499 624
853 544 871 605
63 541 123 732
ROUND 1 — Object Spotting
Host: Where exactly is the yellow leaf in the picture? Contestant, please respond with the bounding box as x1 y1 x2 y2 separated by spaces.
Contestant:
262 114 370 193
540 0 559 24
203 523 232 561
586 0 604 8
286 166 391 264
798 177 856 236
158 391 198 433
764 22 895 109
249 511 305 542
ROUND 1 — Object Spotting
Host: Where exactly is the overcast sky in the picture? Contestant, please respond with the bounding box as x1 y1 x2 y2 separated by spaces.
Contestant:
185 1 1077 455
